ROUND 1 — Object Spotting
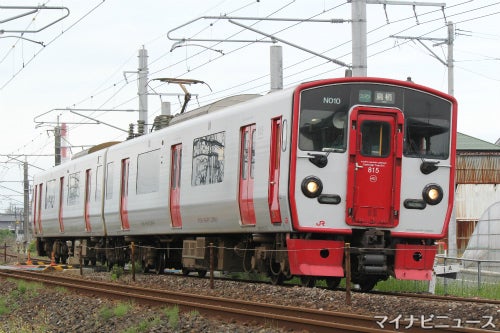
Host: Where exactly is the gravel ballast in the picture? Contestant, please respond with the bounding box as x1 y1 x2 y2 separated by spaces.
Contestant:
0 269 499 332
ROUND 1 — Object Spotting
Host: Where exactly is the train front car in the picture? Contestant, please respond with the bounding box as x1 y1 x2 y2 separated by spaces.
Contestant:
288 77 457 290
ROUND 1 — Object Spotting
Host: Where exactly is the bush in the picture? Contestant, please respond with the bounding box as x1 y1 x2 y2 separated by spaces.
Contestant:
110 265 124 280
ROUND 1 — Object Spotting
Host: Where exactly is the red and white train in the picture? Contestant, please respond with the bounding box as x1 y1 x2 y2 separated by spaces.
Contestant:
32 77 457 290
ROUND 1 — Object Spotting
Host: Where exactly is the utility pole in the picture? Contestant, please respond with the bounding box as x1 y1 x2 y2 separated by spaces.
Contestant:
270 45 283 91
391 21 454 96
447 21 454 96
138 47 149 134
351 0 367 76
350 0 447 77
54 124 61 166
23 159 29 245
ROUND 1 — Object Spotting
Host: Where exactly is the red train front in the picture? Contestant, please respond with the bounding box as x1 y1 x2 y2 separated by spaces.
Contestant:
32 77 457 291
286 77 456 290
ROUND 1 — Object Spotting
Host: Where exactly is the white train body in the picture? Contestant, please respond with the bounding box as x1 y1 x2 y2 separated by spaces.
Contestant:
33 77 457 289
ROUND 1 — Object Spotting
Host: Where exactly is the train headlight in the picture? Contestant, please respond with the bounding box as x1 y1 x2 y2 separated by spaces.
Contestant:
422 184 443 205
301 176 323 198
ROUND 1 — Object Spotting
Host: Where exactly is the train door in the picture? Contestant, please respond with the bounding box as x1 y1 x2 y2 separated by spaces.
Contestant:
170 144 182 228
268 117 282 223
58 177 64 233
120 158 130 230
84 169 92 232
239 124 256 226
346 107 403 227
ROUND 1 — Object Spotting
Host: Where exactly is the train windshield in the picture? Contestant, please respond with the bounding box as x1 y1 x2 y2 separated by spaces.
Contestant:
298 83 452 159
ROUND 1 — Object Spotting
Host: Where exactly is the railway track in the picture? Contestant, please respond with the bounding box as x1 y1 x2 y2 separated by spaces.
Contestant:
3 252 499 307
0 269 490 333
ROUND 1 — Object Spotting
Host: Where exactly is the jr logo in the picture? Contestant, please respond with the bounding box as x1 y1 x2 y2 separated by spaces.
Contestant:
315 220 326 227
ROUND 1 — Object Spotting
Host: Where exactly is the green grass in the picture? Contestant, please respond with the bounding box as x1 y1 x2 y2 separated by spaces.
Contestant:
113 302 131 317
374 276 500 300
99 305 114 321
0 279 44 319
99 302 132 320
0 298 10 316
0 229 14 244
121 316 161 333
111 265 125 281
163 305 180 329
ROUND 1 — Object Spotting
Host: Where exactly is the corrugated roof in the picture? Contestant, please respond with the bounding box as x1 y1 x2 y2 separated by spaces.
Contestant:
457 132 500 151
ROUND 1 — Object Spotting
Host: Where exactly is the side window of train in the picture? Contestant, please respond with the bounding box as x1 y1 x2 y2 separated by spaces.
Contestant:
95 165 102 201
45 179 56 209
67 172 81 206
137 149 160 194
191 131 225 186
106 162 114 200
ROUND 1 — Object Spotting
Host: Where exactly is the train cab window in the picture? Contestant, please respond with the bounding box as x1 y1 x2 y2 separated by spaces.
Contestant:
360 121 390 157
404 117 450 159
402 91 451 160
299 86 349 152
299 109 346 151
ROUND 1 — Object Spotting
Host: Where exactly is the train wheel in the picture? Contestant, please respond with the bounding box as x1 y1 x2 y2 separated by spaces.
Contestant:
182 268 190 276
300 276 316 288
197 270 207 278
358 278 378 292
270 273 284 285
325 277 341 289
155 253 165 275
142 261 150 274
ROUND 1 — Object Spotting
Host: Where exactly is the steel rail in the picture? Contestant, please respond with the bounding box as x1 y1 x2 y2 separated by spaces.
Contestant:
0 269 487 333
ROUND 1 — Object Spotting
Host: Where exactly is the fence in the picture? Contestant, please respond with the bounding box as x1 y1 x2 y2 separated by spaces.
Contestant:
434 254 500 295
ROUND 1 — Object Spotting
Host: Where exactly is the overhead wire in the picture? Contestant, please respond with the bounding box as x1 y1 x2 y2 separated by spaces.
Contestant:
5 0 500 176
0 0 107 91
40 1 500 127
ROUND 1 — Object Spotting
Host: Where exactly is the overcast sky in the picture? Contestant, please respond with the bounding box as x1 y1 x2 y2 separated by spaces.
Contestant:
0 0 499 211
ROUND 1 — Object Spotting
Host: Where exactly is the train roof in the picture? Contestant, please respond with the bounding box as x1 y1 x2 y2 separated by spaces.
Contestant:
170 94 261 125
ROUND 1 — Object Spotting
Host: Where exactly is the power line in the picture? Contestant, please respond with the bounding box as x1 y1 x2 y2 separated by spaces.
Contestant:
0 0 107 90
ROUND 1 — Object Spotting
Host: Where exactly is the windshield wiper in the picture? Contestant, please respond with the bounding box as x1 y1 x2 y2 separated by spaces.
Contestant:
307 148 343 168
420 160 440 174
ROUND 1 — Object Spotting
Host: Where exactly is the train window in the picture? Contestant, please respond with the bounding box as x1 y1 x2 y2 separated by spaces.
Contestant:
299 86 349 152
360 121 390 157
299 83 451 159
250 128 256 179
192 131 225 186
137 149 160 194
45 179 56 209
299 108 347 151
241 130 249 180
171 148 178 189
95 165 102 201
403 91 451 160
67 172 81 206
106 162 114 200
